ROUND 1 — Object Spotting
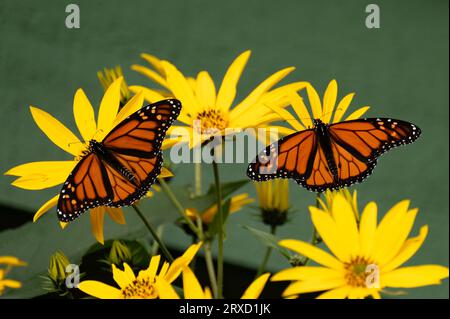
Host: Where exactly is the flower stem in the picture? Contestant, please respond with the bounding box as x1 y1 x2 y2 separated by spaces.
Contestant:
159 179 203 240
204 242 219 298
132 204 174 262
256 225 276 277
212 160 224 299
194 161 202 196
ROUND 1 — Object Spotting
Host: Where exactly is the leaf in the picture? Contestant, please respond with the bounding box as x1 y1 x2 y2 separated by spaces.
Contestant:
240 225 292 259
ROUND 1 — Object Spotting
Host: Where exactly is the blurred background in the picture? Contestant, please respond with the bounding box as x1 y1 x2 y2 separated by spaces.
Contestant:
0 0 448 298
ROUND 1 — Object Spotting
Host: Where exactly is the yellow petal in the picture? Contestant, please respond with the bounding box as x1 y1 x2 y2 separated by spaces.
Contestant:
283 278 346 297
60 222 68 229
316 285 351 299
322 79 338 123
0 257 26 266
7 161 77 190
261 103 304 131
230 66 295 119
183 267 205 299
241 273 270 299
279 239 343 270
382 265 449 288
289 91 313 129
164 242 202 283
272 266 343 282
106 207 126 225
162 61 200 114
0 279 22 289
73 89 97 142
195 71 216 108
33 194 59 222
129 86 166 103
310 207 349 261
333 93 355 123
305 83 322 119
30 106 84 156
216 50 251 111
139 255 161 282
159 167 174 178
131 65 169 89
140 53 165 75
90 207 105 245
155 278 180 299
112 264 133 289
330 194 360 259
382 225 428 272
112 91 144 127
359 201 378 258
97 77 122 141
344 106 370 121
78 280 122 299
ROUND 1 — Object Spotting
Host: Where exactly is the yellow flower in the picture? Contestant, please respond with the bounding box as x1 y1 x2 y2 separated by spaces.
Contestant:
4 77 172 244
186 193 254 225
130 50 307 148
318 189 359 221
0 256 26 296
78 243 201 299
272 194 449 299
270 79 370 135
254 180 289 226
157 266 270 299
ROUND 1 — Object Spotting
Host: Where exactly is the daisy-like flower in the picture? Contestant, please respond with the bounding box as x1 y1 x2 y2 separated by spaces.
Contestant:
157 266 270 299
185 193 254 225
272 194 449 299
78 243 201 299
254 179 289 226
130 50 308 148
269 79 370 135
4 77 172 244
0 256 27 296
318 189 359 221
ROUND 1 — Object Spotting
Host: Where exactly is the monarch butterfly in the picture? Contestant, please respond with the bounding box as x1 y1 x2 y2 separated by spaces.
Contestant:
57 99 181 222
247 118 421 192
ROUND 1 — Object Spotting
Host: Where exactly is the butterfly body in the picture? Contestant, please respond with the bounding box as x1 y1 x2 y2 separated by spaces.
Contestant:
248 117 421 193
57 99 181 222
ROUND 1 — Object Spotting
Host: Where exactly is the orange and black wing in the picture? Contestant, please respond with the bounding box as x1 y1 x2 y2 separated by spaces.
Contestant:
57 153 113 222
104 151 163 208
247 129 317 182
328 118 421 189
102 99 181 158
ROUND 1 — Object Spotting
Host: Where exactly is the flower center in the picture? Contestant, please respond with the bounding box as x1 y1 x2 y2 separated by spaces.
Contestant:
343 256 375 288
195 109 229 134
121 278 157 299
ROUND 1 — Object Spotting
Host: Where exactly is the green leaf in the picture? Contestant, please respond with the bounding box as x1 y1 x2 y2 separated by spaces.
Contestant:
240 225 292 259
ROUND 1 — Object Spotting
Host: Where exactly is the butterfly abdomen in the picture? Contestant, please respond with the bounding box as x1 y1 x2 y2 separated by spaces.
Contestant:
315 121 339 181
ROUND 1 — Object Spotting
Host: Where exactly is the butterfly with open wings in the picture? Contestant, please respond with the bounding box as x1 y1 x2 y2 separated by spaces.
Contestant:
57 99 181 222
247 117 421 192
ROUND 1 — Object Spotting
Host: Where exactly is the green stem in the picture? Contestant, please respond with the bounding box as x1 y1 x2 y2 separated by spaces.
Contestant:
212 161 224 299
159 179 203 240
194 161 202 196
204 242 219 298
132 205 174 262
256 226 276 277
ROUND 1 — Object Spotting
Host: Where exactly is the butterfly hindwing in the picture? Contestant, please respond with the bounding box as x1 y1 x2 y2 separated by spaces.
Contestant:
57 153 113 222
102 99 181 158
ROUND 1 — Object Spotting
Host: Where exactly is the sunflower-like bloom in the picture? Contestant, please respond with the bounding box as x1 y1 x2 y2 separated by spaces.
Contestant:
0 256 27 295
270 79 370 135
78 243 201 299
157 266 270 299
254 180 289 226
4 77 171 243
272 194 449 299
131 51 308 148
186 193 254 225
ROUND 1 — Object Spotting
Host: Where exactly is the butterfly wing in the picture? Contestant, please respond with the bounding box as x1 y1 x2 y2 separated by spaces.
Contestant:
102 99 181 158
57 153 113 222
247 129 317 181
326 118 421 189
104 151 163 207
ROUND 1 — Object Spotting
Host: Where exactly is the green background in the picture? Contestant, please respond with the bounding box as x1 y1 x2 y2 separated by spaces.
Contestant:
0 0 448 298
